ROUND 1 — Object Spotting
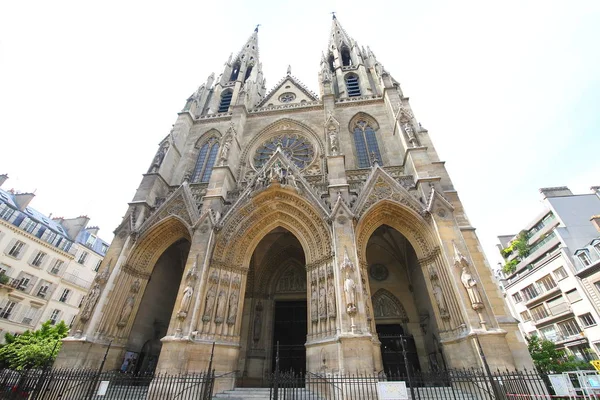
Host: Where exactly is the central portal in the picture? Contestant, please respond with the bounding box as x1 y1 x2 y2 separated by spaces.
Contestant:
273 301 307 373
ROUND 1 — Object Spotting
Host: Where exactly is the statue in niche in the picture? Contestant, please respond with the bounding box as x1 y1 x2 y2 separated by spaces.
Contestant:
178 284 194 316
432 283 449 318
311 284 318 322
319 282 327 318
148 143 169 173
227 289 238 325
202 284 217 322
461 266 484 310
344 273 357 313
219 136 232 166
215 289 227 324
328 127 339 155
253 302 263 343
80 283 101 322
117 295 135 327
327 281 336 318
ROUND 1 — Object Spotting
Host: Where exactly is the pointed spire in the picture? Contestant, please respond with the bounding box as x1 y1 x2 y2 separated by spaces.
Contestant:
328 15 353 51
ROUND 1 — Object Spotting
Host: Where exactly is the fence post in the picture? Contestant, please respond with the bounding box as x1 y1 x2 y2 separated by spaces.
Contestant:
474 335 502 399
273 341 280 400
399 335 417 400
87 340 112 400
202 342 215 400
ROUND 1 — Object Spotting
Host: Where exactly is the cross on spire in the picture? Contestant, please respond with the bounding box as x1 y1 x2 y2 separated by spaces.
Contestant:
255 24 261 32
331 11 336 19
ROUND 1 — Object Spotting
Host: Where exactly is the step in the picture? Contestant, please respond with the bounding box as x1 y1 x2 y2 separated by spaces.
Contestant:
213 387 321 400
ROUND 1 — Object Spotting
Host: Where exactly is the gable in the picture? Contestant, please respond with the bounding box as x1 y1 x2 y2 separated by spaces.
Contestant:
259 77 318 107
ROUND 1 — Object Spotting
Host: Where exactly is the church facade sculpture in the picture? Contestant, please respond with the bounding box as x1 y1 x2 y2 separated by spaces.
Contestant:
56 16 533 392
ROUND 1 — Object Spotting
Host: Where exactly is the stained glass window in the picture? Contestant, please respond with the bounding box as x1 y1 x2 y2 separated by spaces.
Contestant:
254 135 314 170
354 120 382 168
192 138 219 183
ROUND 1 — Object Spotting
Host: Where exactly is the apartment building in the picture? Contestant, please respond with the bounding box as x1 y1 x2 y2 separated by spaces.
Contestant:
497 186 600 360
0 174 109 340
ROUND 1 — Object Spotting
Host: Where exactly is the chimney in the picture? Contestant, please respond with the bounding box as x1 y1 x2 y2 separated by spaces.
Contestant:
0 174 7 188
59 215 90 240
591 186 600 196
591 215 600 233
13 193 35 211
540 186 573 199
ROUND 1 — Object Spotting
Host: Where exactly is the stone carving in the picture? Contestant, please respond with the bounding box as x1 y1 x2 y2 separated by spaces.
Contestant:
319 281 327 319
372 289 409 321
178 284 194 317
327 279 336 318
403 122 418 146
202 284 217 322
328 127 339 156
117 295 135 328
311 283 318 322
432 283 450 319
253 301 263 343
277 266 306 293
148 142 169 173
219 136 232 166
460 266 483 310
80 283 100 322
340 249 357 315
369 263 389 281
215 289 227 324
227 289 239 325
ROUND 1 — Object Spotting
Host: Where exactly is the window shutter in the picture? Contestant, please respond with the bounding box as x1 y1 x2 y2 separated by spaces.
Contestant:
4 238 16 256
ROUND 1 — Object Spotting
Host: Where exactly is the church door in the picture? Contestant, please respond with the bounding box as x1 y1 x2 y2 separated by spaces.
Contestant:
272 301 307 373
377 324 421 375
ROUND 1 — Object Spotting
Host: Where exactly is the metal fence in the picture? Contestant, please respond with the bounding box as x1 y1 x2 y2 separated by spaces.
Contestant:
0 368 215 400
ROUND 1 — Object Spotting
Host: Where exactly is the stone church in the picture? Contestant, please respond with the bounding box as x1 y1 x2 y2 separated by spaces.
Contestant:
56 16 532 387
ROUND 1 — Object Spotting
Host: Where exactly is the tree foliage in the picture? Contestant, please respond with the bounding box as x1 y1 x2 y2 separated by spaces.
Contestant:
0 321 68 370
527 336 593 374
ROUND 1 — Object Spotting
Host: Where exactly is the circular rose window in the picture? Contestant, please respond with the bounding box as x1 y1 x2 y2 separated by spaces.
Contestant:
254 134 314 170
279 93 296 103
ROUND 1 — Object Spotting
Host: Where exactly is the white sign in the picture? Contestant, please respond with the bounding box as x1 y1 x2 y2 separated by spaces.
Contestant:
377 382 409 400
96 380 110 396
548 374 573 397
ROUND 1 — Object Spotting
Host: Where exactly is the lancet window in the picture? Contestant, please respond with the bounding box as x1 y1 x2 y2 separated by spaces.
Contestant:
230 62 240 81
192 137 219 183
345 74 361 97
353 119 382 168
218 91 233 113
341 47 352 67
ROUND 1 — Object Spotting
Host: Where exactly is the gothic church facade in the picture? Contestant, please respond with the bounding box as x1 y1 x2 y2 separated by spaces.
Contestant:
57 17 532 387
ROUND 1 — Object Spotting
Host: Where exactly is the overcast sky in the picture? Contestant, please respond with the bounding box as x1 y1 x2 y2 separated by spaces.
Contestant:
1 0 599 270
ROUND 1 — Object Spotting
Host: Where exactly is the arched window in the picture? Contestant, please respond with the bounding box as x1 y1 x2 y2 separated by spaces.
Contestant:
230 62 240 81
244 65 253 82
353 120 382 168
192 137 220 183
328 54 335 72
218 91 233 113
341 47 352 67
345 74 361 97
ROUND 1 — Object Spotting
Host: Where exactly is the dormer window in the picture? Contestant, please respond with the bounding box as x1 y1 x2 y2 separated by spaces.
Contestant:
577 251 592 268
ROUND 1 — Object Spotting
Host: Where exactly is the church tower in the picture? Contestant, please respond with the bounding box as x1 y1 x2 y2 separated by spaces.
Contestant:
57 17 533 392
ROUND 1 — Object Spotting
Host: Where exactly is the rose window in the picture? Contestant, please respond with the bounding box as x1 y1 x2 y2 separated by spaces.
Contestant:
279 93 296 103
253 134 314 170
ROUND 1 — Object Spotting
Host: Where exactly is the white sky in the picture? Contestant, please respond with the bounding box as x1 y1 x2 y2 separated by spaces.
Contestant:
1 0 599 270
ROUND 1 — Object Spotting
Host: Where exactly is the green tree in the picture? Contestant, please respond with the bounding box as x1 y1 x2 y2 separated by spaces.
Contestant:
527 336 592 374
0 320 68 370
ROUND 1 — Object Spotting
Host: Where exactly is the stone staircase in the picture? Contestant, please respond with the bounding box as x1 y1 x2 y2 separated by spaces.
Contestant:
213 387 322 400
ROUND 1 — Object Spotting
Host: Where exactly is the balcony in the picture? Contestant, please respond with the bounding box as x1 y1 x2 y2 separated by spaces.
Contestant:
525 285 560 307
61 273 92 290
533 303 573 327
514 233 560 273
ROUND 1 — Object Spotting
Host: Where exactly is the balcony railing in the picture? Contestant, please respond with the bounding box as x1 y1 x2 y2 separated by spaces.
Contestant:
61 273 92 290
534 303 572 326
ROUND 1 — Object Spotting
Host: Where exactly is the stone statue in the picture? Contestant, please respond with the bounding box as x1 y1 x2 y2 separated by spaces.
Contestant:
272 162 283 181
202 284 217 322
461 266 483 310
219 136 232 165
117 295 135 327
179 284 194 315
286 172 299 189
227 290 239 325
148 143 169 173
253 302 263 343
311 284 318 322
80 283 101 322
432 283 449 317
344 273 356 312
327 281 336 318
215 289 226 324
319 283 326 318
329 128 339 155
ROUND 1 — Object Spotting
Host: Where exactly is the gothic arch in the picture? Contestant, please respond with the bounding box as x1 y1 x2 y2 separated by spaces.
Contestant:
237 118 325 179
348 112 380 132
356 200 437 263
194 129 222 148
212 187 332 268
255 244 305 295
371 288 409 322
269 259 307 295
125 216 192 276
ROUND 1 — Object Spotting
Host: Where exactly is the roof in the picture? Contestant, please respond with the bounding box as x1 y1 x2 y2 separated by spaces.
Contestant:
75 229 110 256
0 187 67 236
